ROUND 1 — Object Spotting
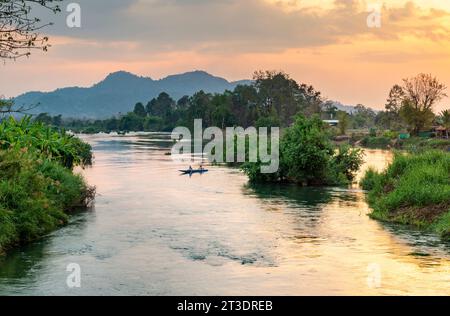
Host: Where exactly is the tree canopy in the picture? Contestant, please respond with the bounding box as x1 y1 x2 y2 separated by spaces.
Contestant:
384 74 447 134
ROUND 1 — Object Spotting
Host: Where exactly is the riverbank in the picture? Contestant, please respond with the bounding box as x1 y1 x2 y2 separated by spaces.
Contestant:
361 150 450 239
356 135 450 151
0 118 94 255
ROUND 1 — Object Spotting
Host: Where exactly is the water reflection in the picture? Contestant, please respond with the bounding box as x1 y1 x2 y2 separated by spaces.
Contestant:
0 133 448 296
0 210 91 293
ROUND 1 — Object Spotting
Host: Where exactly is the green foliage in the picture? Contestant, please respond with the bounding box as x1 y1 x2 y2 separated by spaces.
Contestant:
280 115 334 184
255 115 281 129
242 115 364 186
0 117 94 253
399 100 435 135
330 145 364 184
360 136 392 149
360 167 379 191
0 149 92 253
361 151 450 239
241 161 281 183
352 105 376 129
401 137 450 153
0 117 92 168
133 102 147 117
382 130 398 139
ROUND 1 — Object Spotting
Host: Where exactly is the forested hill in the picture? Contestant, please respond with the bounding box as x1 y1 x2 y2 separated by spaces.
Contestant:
13 71 252 118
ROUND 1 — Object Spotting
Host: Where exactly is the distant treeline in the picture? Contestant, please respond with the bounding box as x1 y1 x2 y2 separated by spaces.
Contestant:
29 71 449 136
30 71 373 133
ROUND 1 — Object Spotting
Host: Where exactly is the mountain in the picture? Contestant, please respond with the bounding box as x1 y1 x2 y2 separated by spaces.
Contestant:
325 101 378 114
13 71 252 118
329 101 358 114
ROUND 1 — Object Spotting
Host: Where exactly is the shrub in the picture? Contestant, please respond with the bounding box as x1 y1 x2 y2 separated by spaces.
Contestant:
360 167 380 191
0 149 92 253
0 118 94 254
361 136 391 149
330 145 365 184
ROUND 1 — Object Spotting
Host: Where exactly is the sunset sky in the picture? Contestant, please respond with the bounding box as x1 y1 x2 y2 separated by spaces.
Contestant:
1 0 450 110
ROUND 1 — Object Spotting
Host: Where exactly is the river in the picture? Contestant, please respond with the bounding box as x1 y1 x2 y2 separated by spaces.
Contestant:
0 133 449 295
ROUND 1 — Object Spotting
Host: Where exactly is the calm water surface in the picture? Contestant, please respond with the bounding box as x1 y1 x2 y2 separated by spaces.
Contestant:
0 133 449 295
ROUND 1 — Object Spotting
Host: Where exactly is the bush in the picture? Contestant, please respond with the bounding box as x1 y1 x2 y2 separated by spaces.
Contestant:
0 149 92 253
360 167 380 191
361 136 391 149
330 145 364 184
0 118 94 254
383 130 398 139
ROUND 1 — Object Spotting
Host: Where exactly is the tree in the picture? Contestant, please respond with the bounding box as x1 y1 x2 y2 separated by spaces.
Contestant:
34 112 53 125
385 84 404 114
337 111 349 135
323 101 338 119
298 83 323 117
387 74 447 135
210 92 234 129
399 100 435 135
52 114 62 126
0 0 62 59
119 113 143 131
231 84 259 127
185 90 211 126
146 92 175 118
352 104 376 129
402 74 447 113
253 70 323 125
176 95 190 110
133 102 147 117
382 84 406 130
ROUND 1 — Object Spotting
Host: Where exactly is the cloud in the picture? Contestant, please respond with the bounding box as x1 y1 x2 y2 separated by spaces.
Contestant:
3 0 450 110
37 0 450 54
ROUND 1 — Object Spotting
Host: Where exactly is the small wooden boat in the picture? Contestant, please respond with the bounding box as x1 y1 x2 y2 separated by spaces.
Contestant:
179 169 209 174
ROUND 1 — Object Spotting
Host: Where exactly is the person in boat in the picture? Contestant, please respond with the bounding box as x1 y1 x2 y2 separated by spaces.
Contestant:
199 164 204 171
188 165 193 172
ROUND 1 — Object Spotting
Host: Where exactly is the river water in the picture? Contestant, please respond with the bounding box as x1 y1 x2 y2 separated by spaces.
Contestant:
0 133 449 295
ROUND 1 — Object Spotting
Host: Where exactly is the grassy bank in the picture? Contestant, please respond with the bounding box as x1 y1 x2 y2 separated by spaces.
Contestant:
400 137 450 152
361 150 450 239
0 117 94 254
357 134 450 151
